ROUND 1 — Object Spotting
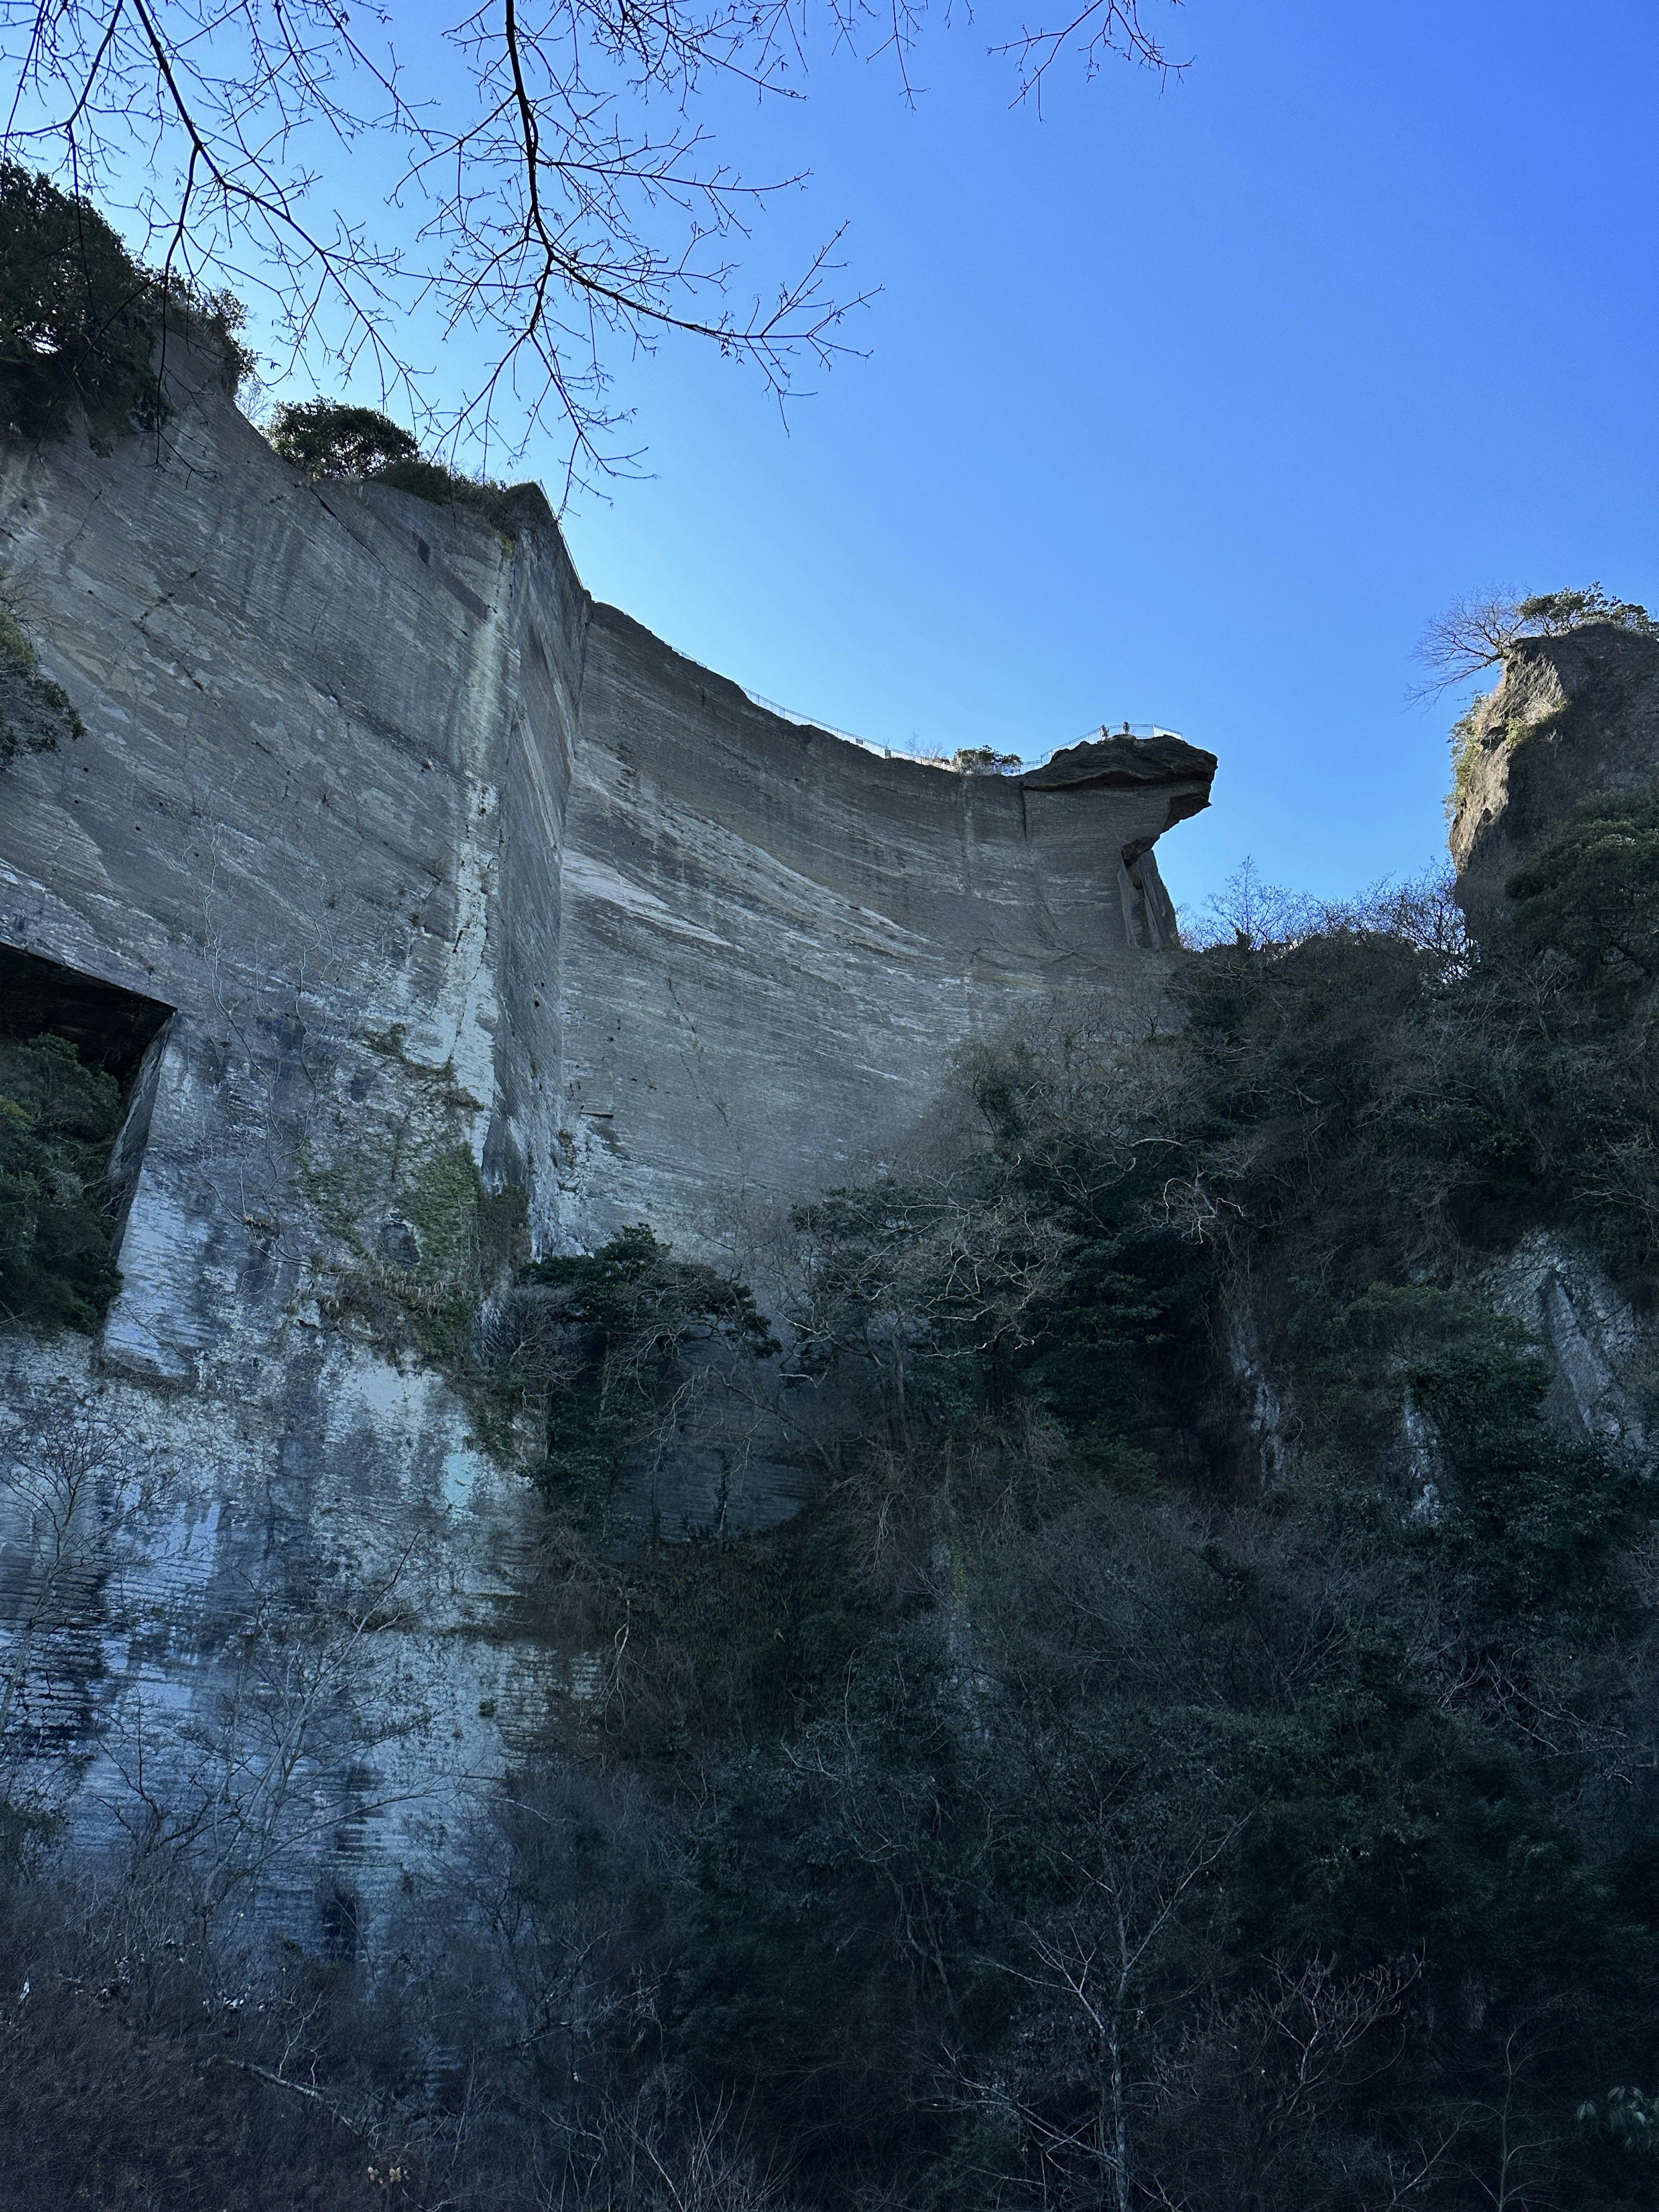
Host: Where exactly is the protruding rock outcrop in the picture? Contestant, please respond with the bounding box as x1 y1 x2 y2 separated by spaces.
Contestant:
1021 727 1216 813
1450 622 1659 926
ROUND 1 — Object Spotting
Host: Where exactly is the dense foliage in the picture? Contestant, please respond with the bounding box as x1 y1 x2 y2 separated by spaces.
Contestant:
0 1033 123 1330
0 163 249 445
493 1224 781 1528
9 790 1659 2207
268 397 526 523
642 852 1659 2212
267 400 423 478
0 602 83 769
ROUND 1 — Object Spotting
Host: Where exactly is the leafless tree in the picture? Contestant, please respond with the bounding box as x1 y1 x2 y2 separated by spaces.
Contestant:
1412 591 1530 701
545 2082 804 2211
1138 1953 1427 2210
1 0 1186 480
955 1801 1248 2212
1414 584 1658 703
0 1386 159 1788
94 1534 439 1946
781 1159 1068 1453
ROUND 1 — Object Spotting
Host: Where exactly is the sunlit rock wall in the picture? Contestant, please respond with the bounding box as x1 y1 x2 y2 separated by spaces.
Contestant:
1450 621 1659 927
559 611 1211 1240
0 355 1212 1947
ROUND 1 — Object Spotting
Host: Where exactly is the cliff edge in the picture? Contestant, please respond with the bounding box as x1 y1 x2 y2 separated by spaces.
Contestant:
1450 621 1659 927
0 352 1214 1945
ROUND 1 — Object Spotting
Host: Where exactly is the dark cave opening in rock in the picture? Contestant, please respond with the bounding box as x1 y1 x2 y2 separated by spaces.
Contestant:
0 939 173 1081
0 941 177 1303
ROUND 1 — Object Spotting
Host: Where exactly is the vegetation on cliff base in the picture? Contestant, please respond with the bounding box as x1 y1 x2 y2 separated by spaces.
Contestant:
1507 787 1659 990
497 820 1659 2210
0 1033 123 1331
494 1225 779 1527
10 795 1659 2207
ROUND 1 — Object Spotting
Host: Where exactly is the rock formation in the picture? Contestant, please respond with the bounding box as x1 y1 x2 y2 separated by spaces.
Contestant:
1450 619 1659 925
0 353 1213 1945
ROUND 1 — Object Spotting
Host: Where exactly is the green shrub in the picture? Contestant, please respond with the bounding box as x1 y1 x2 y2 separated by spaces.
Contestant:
0 604 83 769
0 1033 123 1332
1412 1331 1642 1638
268 397 518 521
0 164 250 446
1449 696 1489 808
1510 584 1658 640
1506 787 1659 989
591 1509 875 1761
267 400 419 477
374 456 484 505
0 165 161 443
511 1225 778 1524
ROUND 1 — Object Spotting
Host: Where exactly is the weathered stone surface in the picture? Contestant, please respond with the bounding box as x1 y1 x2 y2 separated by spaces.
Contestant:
561 612 1215 1240
0 355 1212 1943
1450 623 1659 925
1480 1231 1653 1456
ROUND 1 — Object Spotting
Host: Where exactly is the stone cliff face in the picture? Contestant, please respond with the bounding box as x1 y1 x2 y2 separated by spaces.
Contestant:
551 622 1213 1243
1440 617 1659 1506
0 356 1213 1945
1450 621 1659 926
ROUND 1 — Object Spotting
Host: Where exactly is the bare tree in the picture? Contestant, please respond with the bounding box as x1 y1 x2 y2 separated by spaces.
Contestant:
782 1163 1067 1452
1138 1954 1427 2210
957 1802 1248 2212
550 2083 804 2211
1 0 1186 480
0 1388 158 1787
94 1534 439 1947
1414 584 1658 702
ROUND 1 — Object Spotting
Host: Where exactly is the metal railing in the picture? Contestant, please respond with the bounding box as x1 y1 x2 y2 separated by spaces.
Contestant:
742 690 899 758
741 688 1184 769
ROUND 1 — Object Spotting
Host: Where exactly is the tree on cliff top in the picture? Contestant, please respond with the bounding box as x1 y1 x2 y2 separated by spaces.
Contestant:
266 401 419 480
1414 583 1659 699
0 0 1184 484
0 161 249 443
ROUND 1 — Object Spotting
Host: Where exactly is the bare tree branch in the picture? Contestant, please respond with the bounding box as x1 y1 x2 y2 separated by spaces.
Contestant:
1 0 1181 481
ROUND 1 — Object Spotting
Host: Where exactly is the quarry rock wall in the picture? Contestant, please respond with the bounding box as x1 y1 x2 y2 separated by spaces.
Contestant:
0 359 1212 1946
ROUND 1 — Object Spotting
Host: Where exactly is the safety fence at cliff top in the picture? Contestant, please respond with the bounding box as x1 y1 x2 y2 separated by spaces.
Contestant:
741 690 1184 768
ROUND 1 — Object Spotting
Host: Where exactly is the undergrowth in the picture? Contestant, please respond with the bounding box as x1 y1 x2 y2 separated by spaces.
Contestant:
0 1032 124 1331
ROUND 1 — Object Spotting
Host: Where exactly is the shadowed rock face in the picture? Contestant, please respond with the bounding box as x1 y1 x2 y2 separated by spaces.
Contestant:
1450 623 1659 927
0 356 1211 1940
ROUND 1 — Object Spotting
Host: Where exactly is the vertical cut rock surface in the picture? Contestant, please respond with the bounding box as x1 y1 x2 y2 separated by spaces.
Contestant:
0 359 1213 1941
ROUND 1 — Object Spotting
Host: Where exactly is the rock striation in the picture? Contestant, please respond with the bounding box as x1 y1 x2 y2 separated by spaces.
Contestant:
0 355 1213 1946
1450 621 1659 926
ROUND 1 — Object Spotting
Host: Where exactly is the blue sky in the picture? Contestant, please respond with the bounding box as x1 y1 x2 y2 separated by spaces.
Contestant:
273 0 1659 917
